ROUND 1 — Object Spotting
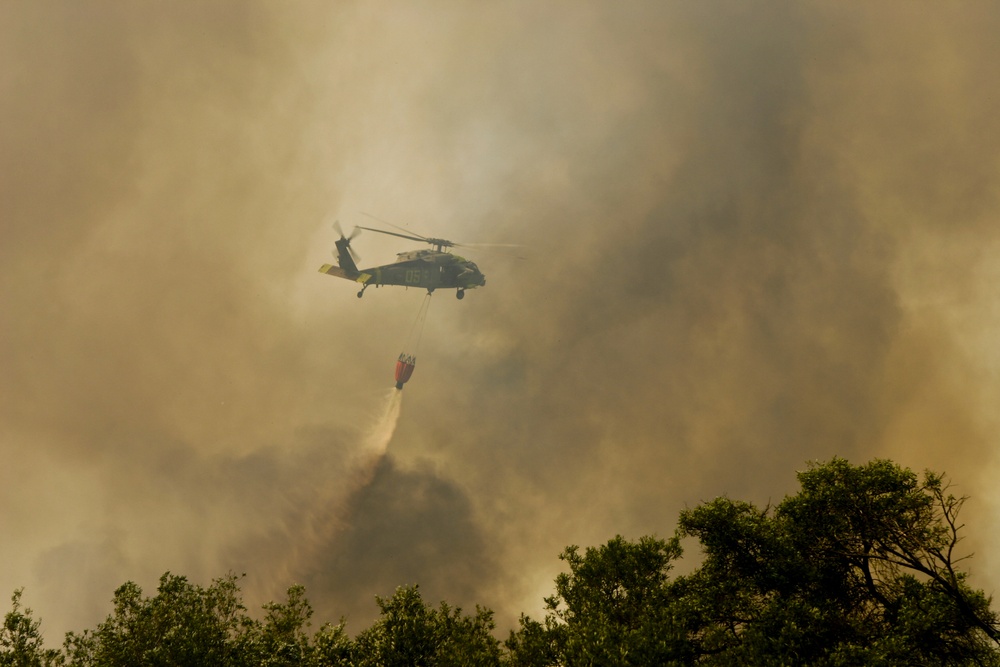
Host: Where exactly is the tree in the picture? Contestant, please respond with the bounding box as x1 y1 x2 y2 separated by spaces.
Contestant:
677 458 1000 665
254 584 316 666
1 590 61 667
508 458 999 666
352 585 502 667
506 535 691 666
63 573 258 666
310 620 353 667
7 458 999 665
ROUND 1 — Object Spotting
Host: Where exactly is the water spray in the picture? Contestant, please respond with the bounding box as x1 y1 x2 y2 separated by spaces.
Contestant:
361 388 404 458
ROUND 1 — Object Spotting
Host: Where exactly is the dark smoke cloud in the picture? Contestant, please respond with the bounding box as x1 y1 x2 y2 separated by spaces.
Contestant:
303 455 498 626
3 0 1000 640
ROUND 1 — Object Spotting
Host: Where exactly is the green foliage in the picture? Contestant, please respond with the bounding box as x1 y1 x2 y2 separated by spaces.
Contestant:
1 590 61 667
6 458 1000 666
675 458 1000 665
311 621 353 666
352 585 502 667
255 584 315 666
63 573 256 666
511 535 691 666
503 458 1000 665
59 574 343 666
504 615 560 667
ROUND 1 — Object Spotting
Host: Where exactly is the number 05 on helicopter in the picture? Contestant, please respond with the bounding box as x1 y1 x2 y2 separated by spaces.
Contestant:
319 221 489 299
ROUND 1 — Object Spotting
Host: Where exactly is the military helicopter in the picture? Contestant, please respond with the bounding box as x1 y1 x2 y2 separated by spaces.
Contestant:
319 220 489 299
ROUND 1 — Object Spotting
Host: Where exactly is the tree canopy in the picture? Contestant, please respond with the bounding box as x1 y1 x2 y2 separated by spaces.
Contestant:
5 458 998 666
671 459 999 665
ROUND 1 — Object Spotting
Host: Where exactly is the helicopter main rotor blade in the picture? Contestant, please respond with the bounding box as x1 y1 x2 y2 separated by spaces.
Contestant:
360 212 430 240
453 242 525 260
358 212 510 252
455 242 523 249
357 226 435 246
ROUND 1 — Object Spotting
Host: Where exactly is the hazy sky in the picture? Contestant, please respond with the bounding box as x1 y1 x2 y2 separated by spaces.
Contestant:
4 1 1000 640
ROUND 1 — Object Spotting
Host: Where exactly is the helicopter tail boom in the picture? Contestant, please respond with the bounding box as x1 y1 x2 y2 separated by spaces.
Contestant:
319 263 373 284
319 263 349 279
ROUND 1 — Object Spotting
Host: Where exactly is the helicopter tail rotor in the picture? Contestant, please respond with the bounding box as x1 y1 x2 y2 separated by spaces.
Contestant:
333 220 362 264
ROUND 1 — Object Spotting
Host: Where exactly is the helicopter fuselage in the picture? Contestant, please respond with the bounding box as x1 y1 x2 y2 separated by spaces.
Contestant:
320 242 485 299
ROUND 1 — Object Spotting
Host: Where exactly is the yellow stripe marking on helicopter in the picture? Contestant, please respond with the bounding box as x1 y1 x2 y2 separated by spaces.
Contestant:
356 272 372 284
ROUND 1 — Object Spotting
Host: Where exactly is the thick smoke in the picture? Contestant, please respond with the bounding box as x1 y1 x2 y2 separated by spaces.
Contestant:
3 1 1000 639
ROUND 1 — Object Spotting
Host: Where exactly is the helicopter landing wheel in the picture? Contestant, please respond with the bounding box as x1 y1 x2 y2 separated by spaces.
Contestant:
456 289 465 300
357 289 365 298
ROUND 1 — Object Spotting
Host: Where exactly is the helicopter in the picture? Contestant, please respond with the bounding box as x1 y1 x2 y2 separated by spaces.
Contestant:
319 221 488 299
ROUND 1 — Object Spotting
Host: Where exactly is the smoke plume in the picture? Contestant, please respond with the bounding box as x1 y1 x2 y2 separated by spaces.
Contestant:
3 0 1000 639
